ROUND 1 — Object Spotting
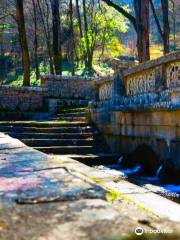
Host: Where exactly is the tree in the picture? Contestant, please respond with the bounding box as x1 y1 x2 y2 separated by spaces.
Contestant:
161 0 170 54
150 0 170 54
102 0 150 62
51 0 62 74
82 0 93 72
76 0 83 38
32 0 40 80
16 0 30 86
69 0 75 75
134 0 150 62
37 0 54 74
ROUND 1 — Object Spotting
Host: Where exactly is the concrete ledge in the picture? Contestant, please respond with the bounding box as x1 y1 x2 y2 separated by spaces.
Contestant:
0 85 48 92
1 132 180 239
55 156 180 222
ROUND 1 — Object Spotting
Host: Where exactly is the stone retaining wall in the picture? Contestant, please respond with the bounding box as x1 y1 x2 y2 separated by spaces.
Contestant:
0 85 47 111
89 51 180 174
41 75 97 100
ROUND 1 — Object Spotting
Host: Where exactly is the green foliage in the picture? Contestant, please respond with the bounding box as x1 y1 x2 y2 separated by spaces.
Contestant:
39 62 49 75
9 63 49 87
9 72 41 87
75 3 128 63
0 23 10 31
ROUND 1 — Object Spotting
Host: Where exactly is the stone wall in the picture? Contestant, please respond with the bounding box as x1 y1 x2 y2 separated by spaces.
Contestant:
89 51 180 175
0 85 47 111
41 75 97 100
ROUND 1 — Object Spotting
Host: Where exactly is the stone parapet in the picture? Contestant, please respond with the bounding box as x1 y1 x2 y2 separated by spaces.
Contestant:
0 85 47 111
123 51 180 96
92 51 180 103
41 74 97 100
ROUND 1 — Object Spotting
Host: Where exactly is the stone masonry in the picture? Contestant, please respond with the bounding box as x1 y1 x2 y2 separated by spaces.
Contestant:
89 51 180 174
41 75 97 100
0 85 48 111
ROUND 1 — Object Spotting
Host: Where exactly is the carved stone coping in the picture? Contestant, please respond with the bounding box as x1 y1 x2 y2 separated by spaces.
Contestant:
123 51 180 77
0 85 48 93
93 77 113 86
41 74 99 82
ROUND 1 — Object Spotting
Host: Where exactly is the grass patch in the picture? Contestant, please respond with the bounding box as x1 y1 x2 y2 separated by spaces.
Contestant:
58 120 68 124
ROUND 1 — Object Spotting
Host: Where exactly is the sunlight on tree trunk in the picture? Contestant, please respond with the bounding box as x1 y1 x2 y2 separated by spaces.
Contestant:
134 0 150 62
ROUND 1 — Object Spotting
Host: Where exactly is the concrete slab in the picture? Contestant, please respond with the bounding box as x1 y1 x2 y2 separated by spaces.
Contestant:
51 156 180 222
0 132 180 239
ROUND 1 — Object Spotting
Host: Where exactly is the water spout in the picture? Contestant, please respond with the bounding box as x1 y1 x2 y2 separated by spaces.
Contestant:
117 156 123 165
156 165 163 178
121 165 142 175
165 138 171 154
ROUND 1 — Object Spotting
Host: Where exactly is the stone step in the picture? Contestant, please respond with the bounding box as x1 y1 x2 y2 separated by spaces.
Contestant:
57 112 86 117
0 126 95 134
21 139 94 147
5 132 94 139
55 100 88 109
0 121 87 128
58 107 86 114
35 146 98 154
53 116 86 121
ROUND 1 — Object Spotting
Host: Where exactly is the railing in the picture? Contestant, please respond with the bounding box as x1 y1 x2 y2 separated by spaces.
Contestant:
166 61 180 88
93 78 113 101
123 51 180 96
93 51 180 103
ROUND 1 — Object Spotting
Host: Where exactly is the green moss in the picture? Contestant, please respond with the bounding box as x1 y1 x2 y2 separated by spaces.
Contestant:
105 189 133 203
58 120 68 124
60 107 86 113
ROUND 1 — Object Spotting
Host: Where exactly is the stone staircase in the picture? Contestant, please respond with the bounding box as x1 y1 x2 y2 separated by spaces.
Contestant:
0 108 113 159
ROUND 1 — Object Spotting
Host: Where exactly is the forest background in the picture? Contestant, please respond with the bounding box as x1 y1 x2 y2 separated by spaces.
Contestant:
0 0 179 86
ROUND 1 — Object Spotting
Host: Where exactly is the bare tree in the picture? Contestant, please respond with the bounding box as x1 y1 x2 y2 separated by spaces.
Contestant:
16 0 30 86
37 0 54 74
32 0 40 80
51 0 62 74
150 0 170 54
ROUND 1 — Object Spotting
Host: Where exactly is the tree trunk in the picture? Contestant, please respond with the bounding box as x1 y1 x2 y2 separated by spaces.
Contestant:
102 0 150 63
51 0 62 74
82 0 93 72
37 0 54 74
76 0 83 38
16 0 30 86
69 0 75 75
134 0 150 62
32 0 40 80
161 0 170 54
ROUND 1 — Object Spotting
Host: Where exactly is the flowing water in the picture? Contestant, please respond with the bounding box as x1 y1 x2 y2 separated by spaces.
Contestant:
94 158 180 204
